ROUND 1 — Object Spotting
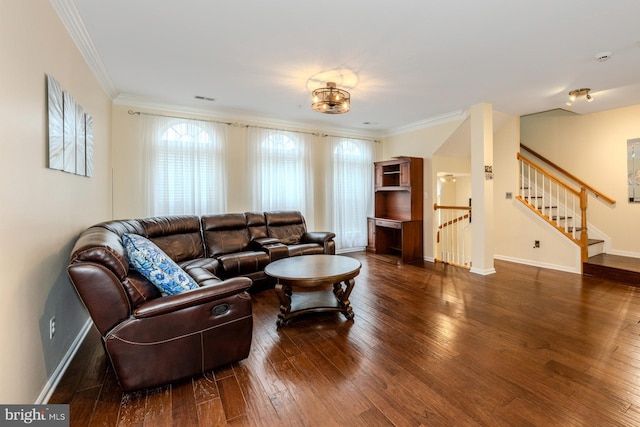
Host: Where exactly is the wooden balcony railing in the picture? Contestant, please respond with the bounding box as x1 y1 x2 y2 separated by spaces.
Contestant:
434 204 472 269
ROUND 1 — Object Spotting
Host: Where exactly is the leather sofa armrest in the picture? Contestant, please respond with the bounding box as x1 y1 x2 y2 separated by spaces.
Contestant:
302 231 336 245
264 243 289 262
133 277 252 318
248 238 288 261
248 237 281 250
302 231 336 255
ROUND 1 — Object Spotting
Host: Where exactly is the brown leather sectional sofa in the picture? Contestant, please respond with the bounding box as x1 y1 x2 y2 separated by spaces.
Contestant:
67 210 335 391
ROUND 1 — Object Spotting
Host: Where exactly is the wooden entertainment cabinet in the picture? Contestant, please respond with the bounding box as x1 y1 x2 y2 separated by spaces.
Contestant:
367 156 423 263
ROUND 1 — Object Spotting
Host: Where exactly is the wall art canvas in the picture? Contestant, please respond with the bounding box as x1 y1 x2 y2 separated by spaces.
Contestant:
46 74 94 177
47 75 64 170
75 104 86 176
628 138 640 202
85 115 94 177
63 91 77 174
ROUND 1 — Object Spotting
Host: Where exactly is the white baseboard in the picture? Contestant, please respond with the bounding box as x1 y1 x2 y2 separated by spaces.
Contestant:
37 318 93 404
606 248 640 259
470 266 497 275
494 254 581 274
336 247 366 254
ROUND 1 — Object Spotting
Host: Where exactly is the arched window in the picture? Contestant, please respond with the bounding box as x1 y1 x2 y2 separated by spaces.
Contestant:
146 117 227 216
327 137 374 250
248 128 313 219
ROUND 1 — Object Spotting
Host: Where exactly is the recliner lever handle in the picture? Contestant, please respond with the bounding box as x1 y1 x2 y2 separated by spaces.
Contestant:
211 303 230 316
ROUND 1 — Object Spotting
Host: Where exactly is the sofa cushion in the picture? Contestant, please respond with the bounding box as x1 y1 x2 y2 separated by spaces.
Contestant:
287 243 325 257
123 233 199 295
69 226 130 280
245 211 268 240
217 251 270 277
180 258 223 287
265 211 307 245
122 269 162 307
202 213 251 256
140 216 205 262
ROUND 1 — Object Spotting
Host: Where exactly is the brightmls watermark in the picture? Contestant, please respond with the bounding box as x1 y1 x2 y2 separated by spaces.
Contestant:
0 405 68 426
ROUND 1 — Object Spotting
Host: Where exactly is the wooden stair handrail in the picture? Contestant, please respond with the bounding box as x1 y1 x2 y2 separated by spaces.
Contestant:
437 213 471 230
520 143 615 205
517 154 581 197
517 154 590 264
434 204 472 211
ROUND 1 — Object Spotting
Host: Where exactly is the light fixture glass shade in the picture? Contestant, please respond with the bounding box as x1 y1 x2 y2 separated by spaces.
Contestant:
311 82 350 114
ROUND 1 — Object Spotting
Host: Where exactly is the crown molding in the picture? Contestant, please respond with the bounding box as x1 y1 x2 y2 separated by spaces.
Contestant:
50 0 119 99
383 109 468 137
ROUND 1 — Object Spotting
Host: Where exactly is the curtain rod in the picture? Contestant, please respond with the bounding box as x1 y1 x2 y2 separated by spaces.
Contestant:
127 110 380 142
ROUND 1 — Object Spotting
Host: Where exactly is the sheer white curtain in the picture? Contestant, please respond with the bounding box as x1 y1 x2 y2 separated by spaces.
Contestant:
325 136 374 251
247 128 313 223
142 115 227 216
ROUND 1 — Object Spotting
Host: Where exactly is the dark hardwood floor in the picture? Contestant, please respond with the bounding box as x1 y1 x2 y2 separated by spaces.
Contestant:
50 252 640 426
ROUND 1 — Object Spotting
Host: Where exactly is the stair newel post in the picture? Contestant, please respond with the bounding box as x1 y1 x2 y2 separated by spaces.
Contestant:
580 187 588 264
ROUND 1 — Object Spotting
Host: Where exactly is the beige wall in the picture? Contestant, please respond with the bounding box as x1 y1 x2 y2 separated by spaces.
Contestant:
521 106 640 257
493 116 579 271
0 1 112 403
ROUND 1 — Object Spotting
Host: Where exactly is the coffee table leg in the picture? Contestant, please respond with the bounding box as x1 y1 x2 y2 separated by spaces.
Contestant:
334 278 355 320
275 282 292 327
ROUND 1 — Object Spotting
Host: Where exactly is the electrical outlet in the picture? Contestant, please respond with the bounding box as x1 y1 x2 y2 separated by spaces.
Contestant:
49 316 56 340
506 192 513 199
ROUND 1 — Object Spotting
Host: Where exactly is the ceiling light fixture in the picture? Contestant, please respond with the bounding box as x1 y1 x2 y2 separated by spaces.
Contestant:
566 88 593 107
439 174 456 183
311 82 350 114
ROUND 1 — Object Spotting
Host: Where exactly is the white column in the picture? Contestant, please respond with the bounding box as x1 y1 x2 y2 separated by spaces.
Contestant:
470 103 496 275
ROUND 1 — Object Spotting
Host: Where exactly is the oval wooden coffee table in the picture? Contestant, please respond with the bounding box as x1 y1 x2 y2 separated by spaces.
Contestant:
264 254 361 327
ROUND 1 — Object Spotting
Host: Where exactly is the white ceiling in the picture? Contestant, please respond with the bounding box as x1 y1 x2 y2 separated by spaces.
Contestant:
63 0 640 134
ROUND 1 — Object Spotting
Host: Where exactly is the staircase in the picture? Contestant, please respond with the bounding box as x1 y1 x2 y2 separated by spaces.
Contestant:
516 154 589 261
587 239 604 258
517 145 640 286
522 191 606 257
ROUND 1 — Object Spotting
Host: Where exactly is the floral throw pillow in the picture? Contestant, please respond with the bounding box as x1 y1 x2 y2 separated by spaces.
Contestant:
122 233 198 295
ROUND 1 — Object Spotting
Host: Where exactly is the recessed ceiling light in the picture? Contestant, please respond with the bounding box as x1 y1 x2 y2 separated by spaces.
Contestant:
194 95 215 102
595 51 612 62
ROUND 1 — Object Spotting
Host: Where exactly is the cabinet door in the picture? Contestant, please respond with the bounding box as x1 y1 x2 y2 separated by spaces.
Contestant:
366 218 376 251
374 164 383 188
399 161 410 186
